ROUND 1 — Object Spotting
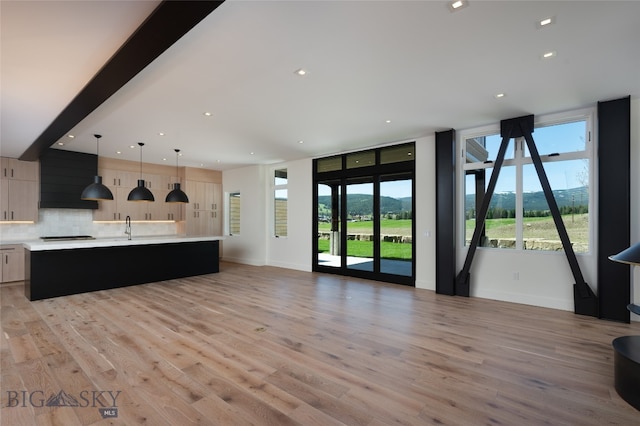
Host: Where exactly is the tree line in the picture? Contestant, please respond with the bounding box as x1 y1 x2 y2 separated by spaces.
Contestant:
465 204 589 220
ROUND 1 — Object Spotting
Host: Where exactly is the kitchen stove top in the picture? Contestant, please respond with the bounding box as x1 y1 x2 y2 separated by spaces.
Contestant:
40 235 95 241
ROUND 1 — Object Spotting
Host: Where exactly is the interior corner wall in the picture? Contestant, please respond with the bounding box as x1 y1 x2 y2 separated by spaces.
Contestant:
266 158 313 271
222 165 267 266
631 97 640 322
415 135 437 291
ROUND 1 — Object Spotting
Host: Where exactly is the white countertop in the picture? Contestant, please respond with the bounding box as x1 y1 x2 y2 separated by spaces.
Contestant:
22 235 224 251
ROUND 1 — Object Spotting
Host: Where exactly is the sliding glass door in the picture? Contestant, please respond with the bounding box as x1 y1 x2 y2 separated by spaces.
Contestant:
313 143 415 285
380 174 412 276
346 178 374 272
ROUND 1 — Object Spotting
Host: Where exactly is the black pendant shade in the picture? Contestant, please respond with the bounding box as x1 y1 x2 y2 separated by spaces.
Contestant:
127 142 154 202
609 241 640 315
128 179 155 202
81 134 114 201
165 149 189 203
609 242 640 266
81 175 114 200
166 182 189 203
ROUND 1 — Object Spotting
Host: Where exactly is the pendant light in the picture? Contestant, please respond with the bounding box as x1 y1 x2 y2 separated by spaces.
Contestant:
165 149 189 203
127 142 155 202
81 134 114 200
609 241 640 315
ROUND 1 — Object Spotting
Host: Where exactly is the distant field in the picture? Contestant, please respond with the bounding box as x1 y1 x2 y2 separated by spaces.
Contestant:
467 213 589 246
317 214 588 254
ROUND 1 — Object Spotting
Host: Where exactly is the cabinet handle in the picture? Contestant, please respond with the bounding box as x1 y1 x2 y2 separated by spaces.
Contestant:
11 169 14 178
11 211 14 220
114 213 116 220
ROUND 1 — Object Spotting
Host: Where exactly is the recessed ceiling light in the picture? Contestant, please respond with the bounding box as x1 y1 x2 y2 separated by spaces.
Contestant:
386 120 392 124
158 132 165 136
494 93 506 99
298 140 304 144
162 158 167 161
537 16 556 29
542 51 557 59
116 151 122 154
294 68 307 76
57 142 64 146
250 152 255 155
67 134 74 139
130 145 135 149
449 0 468 12
203 112 212 116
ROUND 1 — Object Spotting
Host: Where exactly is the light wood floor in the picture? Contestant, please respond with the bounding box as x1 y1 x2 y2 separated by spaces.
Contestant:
2 262 639 425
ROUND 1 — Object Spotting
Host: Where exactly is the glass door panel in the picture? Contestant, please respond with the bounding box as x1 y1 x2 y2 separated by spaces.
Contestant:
346 180 374 272
380 175 412 276
317 181 341 268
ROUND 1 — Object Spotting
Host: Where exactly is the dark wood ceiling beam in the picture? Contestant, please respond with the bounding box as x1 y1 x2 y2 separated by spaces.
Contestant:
20 0 224 161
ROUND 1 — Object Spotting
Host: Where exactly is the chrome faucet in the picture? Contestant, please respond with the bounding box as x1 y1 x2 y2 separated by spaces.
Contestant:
125 215 132 240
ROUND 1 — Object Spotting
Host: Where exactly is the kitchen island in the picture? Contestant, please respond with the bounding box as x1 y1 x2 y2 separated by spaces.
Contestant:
24 236 222 301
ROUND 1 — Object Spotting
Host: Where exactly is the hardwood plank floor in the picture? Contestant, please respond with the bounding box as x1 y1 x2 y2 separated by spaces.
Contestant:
1 262 639 425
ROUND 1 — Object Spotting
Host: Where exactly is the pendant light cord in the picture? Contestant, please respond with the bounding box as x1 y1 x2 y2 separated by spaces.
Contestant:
138 142 144 180
175 149 181 181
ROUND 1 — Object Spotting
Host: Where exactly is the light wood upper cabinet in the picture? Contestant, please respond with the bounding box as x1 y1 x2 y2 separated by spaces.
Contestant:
95 158 185 222
1 157 37 181
184 180 221 236
0 157 38 222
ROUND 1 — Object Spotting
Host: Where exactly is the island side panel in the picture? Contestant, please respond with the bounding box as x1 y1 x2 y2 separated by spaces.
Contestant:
25 240 219 301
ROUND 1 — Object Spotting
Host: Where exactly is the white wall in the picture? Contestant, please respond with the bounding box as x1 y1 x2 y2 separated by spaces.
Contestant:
222 165 267 266
265 158 313 271
414 136 437 290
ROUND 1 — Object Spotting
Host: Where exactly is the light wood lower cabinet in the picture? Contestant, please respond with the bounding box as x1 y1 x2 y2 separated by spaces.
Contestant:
1 245 25 283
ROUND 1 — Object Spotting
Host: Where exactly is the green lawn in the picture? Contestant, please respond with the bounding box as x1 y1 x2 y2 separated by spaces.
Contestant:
317 239 412 260
318 219 412 236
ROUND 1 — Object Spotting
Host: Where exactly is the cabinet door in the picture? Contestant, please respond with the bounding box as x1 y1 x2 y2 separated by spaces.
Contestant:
146 188 180 220
1 245 25 282
2 158 37 181
8 180 38 221
0 179 8 221
211 184 222 235
117 187 147 221
101 169 139 188
94 191 118 221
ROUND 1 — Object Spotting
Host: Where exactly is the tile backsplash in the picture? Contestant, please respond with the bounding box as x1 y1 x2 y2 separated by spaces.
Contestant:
0 209 179 242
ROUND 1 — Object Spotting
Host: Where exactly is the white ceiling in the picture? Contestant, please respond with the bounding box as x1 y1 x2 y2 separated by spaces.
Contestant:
2 0 640 170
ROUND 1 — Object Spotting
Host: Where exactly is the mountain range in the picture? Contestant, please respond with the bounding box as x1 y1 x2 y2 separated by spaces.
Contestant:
318 186 588 216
